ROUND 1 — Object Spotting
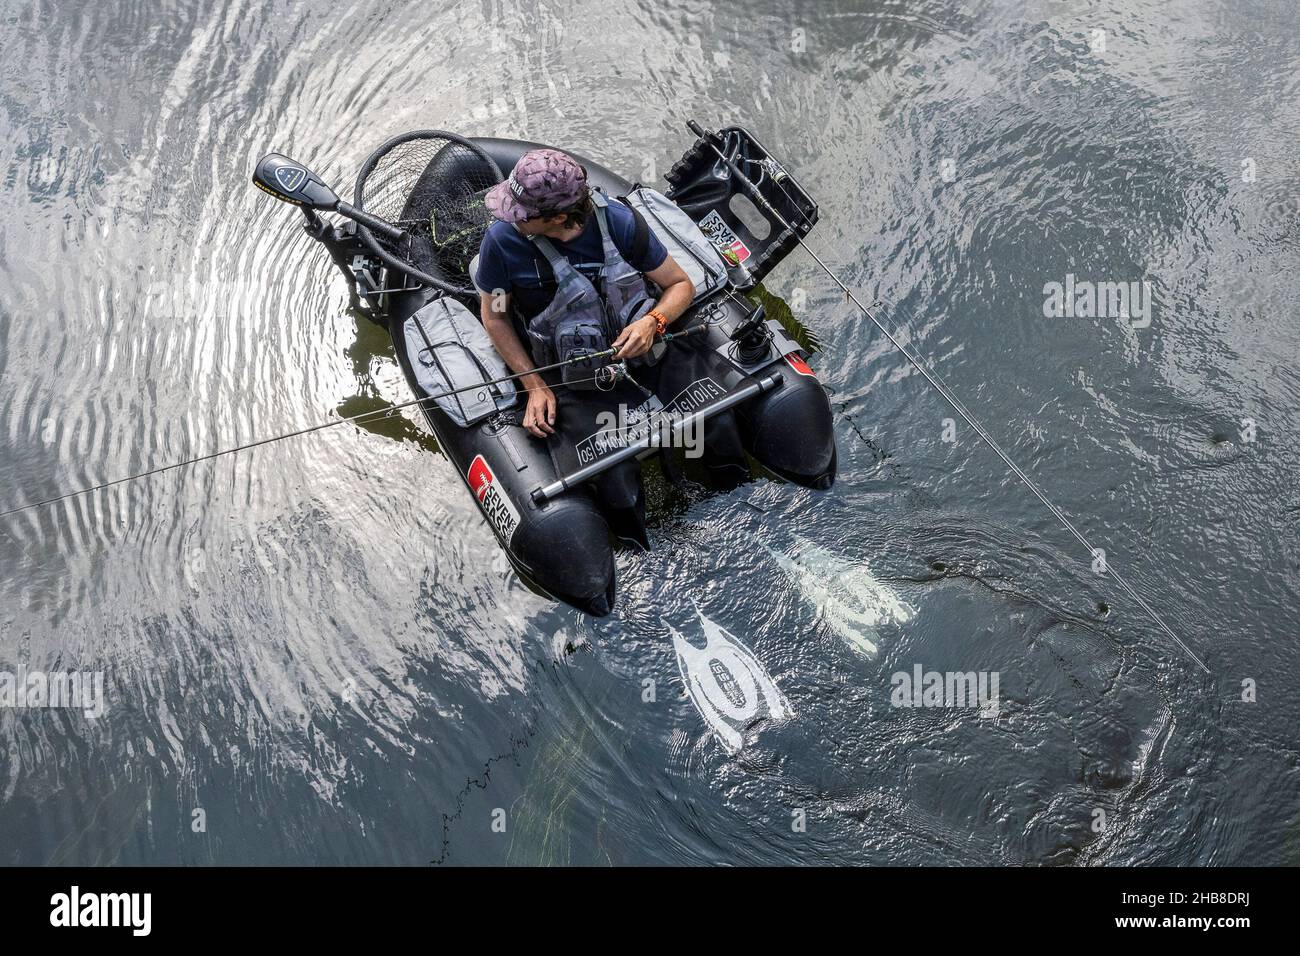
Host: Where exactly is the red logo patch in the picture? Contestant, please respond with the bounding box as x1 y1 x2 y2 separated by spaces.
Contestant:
726 239 751 263
468 455 493 503
785 353 816 377
466 454 520 542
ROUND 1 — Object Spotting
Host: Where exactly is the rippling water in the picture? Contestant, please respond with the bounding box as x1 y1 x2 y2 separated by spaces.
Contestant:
1 0 1297 865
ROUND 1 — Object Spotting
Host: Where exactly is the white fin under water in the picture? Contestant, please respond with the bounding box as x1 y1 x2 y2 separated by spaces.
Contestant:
670 602 792 753
764 535 916 657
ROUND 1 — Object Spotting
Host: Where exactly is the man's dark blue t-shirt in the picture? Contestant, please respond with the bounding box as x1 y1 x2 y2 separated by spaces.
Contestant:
474 199 668 320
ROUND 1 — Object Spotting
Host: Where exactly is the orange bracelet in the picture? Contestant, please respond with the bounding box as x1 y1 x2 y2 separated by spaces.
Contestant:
648 309 669 335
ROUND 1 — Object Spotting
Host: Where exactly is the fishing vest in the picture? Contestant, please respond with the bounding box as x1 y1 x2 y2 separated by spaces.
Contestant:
524 190 654 390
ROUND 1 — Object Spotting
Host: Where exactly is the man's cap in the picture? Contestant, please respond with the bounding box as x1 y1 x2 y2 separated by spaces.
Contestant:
485 149 588 222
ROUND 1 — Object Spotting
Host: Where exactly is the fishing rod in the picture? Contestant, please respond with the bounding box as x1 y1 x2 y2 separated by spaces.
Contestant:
685 120 1209 674
0 324 710 522
3 131 734 524
5 140 728 521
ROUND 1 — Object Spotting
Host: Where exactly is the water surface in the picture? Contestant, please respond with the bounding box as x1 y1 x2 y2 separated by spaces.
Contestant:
1 0 1297 864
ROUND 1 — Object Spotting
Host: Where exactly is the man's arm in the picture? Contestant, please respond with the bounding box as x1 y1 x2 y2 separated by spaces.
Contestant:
480 290 542 386
612 255 694 359
480 290 556 438
644 255 695 326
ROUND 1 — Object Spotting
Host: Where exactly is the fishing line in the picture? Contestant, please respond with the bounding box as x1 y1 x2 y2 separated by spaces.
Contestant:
0 316 719 522
0 353 614 521
695 123 1209 673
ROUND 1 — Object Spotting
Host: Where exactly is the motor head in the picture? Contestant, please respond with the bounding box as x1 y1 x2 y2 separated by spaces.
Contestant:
252 153 340 210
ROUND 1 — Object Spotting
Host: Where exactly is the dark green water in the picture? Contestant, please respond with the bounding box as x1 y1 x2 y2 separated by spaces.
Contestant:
1 0 1297 864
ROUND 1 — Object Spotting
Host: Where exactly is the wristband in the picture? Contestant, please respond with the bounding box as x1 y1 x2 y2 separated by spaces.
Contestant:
648 309 669 335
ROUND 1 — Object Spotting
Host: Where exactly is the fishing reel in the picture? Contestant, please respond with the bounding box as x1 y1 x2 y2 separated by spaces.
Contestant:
594 360 629 391
594 361 658 406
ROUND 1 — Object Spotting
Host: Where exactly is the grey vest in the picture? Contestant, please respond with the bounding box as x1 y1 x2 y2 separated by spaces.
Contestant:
524 190 654 386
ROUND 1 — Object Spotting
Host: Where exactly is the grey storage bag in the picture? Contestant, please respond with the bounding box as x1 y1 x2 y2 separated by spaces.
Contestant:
623 185 730 303
403 295 518 428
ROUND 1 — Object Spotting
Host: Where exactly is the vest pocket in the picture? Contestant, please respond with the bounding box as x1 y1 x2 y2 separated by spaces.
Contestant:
554 320 611 391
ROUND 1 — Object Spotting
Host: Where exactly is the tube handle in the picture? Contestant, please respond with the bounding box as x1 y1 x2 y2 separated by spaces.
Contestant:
337 201 407 243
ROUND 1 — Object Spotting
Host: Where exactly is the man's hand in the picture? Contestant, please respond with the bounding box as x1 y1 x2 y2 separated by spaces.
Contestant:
522 380 557 438
612 315 658 359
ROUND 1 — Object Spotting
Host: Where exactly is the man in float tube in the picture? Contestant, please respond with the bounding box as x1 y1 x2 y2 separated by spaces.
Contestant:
474 148 748 547
475 149 692 433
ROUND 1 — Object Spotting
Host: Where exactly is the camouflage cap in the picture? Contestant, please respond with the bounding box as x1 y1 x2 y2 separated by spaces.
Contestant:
484 148 588 222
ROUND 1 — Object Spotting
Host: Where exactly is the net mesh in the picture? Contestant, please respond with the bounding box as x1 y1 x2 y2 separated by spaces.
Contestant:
355 134 502 295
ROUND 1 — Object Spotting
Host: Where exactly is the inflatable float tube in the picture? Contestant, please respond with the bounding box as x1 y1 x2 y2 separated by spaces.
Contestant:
309 126 837 616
